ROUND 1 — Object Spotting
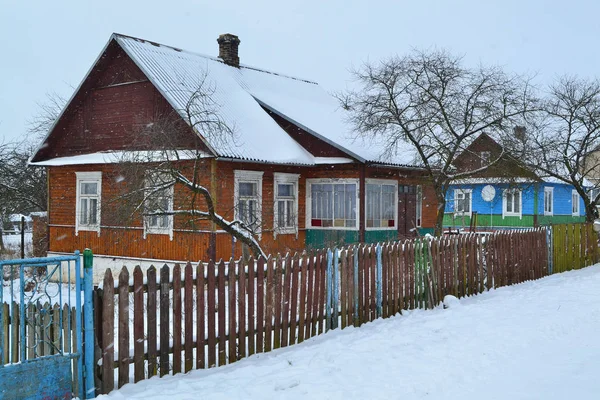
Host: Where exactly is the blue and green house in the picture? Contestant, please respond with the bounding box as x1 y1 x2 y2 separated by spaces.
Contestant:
444 180 586 230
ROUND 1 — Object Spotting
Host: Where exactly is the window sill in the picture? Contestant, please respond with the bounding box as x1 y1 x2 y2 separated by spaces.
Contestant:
306 226 359 231
365 227 397 231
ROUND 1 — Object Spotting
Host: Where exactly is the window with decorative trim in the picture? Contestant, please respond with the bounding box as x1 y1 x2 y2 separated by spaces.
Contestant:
75 172 102 235
274 173 299 235
307 179 358 229
144 173 174 239
572 190 580 216
366 180 397 229
454 189 472 216
503 189 522 217
544 187 553 216
234 170 263 234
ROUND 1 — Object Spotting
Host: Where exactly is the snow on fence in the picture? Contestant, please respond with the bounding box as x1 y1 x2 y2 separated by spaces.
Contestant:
92 224 599 395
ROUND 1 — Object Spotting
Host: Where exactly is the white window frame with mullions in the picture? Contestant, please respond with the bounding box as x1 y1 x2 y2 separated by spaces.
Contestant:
144 173 174 240
75 171 102 235
544 187 553 216
572 190 580 216
454 189 472 216
503 188 522 218
306 179 359 230
365 179 397 230
273 173 299 237
234 170 264 238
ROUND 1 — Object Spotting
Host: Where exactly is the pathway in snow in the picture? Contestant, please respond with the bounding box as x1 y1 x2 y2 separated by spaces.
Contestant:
100 265 600 400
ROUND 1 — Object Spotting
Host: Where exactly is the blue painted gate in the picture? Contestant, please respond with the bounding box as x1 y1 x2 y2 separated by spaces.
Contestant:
0 250 95 399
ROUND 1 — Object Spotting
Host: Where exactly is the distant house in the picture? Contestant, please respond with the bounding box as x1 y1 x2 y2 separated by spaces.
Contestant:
30 33 438 269
444 133 585 231
8 214 32 233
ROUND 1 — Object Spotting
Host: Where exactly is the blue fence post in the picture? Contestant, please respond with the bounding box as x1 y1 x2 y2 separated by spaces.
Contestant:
83 249 95 398
353 247 359 326
0 263 3 366
325 249 333 332
333 249 339 329
376 244 382 318
74 250 84 399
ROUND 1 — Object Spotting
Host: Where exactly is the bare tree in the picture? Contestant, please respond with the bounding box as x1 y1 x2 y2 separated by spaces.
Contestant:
338 49 537 235
114 74 265 259
523 76 600 222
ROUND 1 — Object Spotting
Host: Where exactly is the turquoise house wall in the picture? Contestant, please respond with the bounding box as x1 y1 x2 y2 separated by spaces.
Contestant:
444 182 586 229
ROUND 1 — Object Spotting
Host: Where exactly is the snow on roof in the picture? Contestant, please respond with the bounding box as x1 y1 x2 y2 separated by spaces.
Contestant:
114 34 420 167
29 150 211 166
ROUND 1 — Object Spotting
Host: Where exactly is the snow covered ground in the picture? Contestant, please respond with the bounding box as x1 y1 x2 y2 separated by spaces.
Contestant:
99 265 600 400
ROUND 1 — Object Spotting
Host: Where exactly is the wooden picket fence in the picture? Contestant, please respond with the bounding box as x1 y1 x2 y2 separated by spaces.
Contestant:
551 223 598 273
93 224 598 395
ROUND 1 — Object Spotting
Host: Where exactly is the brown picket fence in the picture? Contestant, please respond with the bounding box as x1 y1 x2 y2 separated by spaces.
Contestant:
93 224 598 395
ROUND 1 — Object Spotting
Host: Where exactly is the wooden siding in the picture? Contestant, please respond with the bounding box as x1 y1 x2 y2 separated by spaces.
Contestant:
48 160 438 261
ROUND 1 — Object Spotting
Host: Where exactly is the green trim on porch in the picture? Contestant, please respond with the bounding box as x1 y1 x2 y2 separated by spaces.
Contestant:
443 213 586 228
305 229 359 248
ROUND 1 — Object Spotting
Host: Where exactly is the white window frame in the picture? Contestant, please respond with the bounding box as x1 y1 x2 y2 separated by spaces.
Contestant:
234 170 264 238
572 189 580 216
75 171 102 236
365 179 397 231
416 185 423 228
543 187 553 216
305 178 360 231
503 188 522 218
273 173 299 237
143 173 174 240
454 189 472 216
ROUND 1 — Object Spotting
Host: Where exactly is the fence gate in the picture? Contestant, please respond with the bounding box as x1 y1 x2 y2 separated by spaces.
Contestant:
0 250 95 399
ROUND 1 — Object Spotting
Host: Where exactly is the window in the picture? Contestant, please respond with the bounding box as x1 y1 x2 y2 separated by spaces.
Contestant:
544 187 553 216
366 180 397 229
75 172 102 235
454 189 472 215
234 170 263 234
308 180 358 229
274 173 299 235
416 185 423 227
572 190 580 216
144 173 174 238
503 189 522 217
480 151 490 167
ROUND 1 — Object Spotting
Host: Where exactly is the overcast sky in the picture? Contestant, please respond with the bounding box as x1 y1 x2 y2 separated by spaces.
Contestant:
2 0 599 143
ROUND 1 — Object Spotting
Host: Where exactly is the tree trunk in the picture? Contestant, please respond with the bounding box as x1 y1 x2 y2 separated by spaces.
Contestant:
434 196 447 237
585 202 598 223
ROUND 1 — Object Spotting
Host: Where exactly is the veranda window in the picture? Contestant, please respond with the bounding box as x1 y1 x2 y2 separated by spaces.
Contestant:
366 182 396 228
310 182 357 228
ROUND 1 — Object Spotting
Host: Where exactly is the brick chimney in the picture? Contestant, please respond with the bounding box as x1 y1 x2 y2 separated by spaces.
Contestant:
217 33 241 67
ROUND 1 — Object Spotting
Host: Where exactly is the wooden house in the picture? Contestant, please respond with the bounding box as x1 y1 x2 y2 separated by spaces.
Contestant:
30 33 437 270
444 133 586 231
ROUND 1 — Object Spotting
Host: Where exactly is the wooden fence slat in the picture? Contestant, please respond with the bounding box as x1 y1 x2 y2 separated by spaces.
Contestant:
196 262 206 369
281 254 292 348
228 258 237 364
304 251 315 338
218 260 226 366
273 255 283 349
238 258 246 360
264 256 274 352
147 266 157 378
247 257 256 356
118 267 130 388
358 245 365 324
340 249 348 328
317 249 327 334
207 260 217 368
172 264 182 375
312 250 322 336
133 266 144 383
159 265 170 377
289 254 299 345
256 257 265 352
101 269 114 394
297 252 307 343
184 262 194 373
